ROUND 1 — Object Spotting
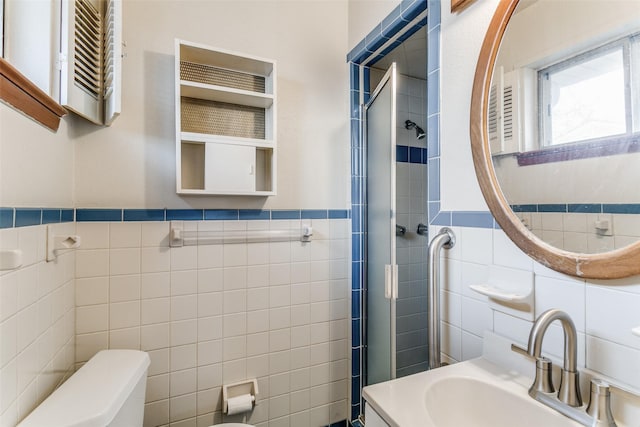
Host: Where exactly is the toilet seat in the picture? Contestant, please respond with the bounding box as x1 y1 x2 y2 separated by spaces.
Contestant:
210 424 254 427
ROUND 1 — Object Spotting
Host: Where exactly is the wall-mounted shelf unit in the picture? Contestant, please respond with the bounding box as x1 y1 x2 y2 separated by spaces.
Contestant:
175 39 277 195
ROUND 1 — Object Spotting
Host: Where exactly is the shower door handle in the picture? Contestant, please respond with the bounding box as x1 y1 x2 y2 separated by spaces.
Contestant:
384 264 398 300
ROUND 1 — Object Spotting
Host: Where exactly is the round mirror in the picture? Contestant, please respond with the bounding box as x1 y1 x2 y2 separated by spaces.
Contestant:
470 0 640 279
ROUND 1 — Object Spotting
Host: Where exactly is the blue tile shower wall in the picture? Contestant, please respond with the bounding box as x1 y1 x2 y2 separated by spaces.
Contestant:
347 0 428 422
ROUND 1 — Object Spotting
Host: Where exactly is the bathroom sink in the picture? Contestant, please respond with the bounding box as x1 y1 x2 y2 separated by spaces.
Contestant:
362 358 582 427
424 375 578 427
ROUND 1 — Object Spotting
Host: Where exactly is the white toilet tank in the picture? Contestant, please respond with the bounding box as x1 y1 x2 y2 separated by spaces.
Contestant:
18 350 150 427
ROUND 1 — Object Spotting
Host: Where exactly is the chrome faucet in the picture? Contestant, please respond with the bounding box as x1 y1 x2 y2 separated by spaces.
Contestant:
512 309 617 427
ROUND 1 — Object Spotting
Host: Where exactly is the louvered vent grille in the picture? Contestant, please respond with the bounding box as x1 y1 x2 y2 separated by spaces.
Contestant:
503 85 513 140
74 0 102 99
180 61 266 93
103 0 116 98
488 85 498 136
181 97 266 139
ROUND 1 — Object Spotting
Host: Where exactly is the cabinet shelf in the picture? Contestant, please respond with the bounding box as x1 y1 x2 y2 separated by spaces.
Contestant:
175 39 277 196
178 189 276 196
180 80 274 109
180 132 274 148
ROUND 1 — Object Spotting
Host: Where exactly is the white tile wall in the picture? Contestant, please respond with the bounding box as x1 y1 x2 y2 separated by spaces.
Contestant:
431 224 640 392
0 224 76 426
74 219 350 427
395 74 429 378
517 212 640 254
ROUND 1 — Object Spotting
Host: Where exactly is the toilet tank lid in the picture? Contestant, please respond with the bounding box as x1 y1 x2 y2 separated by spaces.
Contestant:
17 350 150 427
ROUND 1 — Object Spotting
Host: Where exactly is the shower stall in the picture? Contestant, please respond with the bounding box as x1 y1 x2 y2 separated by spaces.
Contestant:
363 25 430 386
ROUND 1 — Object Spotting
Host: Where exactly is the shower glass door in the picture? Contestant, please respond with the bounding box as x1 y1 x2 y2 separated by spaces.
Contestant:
365 63 397 386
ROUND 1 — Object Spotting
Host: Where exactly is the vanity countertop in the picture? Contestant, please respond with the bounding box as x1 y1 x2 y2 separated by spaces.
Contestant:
362 333 640 427
363 357 581 427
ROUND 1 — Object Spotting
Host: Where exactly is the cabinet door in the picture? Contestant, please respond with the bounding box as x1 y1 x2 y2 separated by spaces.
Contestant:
364 402 390 427
205 143 256 193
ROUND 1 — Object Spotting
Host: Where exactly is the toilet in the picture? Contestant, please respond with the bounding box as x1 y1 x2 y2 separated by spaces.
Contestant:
18 349 150 427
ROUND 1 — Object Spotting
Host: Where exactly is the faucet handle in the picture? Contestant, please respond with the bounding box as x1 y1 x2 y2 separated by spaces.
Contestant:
586 379 617 426
511 343 532 359
530 357 555 395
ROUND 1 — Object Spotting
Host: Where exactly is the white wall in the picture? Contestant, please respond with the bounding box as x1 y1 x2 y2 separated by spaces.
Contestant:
72 0 350 210
348 0 400 51
439 0 498 211
0 105 75 208
438 0 640 397
494 153 640 204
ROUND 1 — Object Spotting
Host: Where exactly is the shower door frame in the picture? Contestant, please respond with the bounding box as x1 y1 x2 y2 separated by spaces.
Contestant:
363 62 398 387
348 3 433 422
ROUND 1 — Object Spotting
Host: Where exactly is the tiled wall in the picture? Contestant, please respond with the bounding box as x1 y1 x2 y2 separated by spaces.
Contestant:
394 75 429 378
73 216 351 427
513 210 640 254
347 0 429 421
0 223 76 427
430 223 640 391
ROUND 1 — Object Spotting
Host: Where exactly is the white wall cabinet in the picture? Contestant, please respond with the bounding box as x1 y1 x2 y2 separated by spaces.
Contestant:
175 39 277 196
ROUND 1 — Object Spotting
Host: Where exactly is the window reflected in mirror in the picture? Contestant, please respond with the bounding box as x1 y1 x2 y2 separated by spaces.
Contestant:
540 42 630 147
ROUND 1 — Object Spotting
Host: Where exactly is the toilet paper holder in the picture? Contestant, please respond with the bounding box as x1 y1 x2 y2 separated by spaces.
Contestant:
222 379 259 415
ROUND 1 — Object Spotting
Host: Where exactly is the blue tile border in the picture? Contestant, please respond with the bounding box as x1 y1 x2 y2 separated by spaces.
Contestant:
271 210 301 220
509 203 640 215
452 211 495 228
302 210 328 219
568 204 601 213
0 208 351 228
204 209 238 220
511 204 538 213
538 204 567 213
329 209 350 219
239 210 270 220
76 209 123 222
15 209 42 227
603 204 640 214
61 209 75 222
396 145 408 162
347 0 427 64
166 209 204 221
42 209 62 224
124 209 165 222
0 208 14 229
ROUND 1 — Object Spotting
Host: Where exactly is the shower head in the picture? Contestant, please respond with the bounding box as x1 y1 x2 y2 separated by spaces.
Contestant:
405 120 426 140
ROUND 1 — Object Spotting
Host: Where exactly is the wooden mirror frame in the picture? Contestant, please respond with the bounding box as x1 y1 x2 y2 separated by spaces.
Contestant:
470 0 640 279
0 58 66 131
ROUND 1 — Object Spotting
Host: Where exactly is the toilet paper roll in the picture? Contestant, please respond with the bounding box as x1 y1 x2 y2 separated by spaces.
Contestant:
226 394 254 415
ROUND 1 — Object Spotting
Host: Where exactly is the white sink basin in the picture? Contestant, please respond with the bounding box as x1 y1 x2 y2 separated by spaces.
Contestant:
363 358 581 427
424 375 578 427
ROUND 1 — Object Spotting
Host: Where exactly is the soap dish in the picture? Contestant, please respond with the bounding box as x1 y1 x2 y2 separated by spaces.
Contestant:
469 284 530 303
469 265 534 321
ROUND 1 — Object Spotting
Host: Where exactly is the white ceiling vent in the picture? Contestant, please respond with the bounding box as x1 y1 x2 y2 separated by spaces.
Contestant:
59 0 122 125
